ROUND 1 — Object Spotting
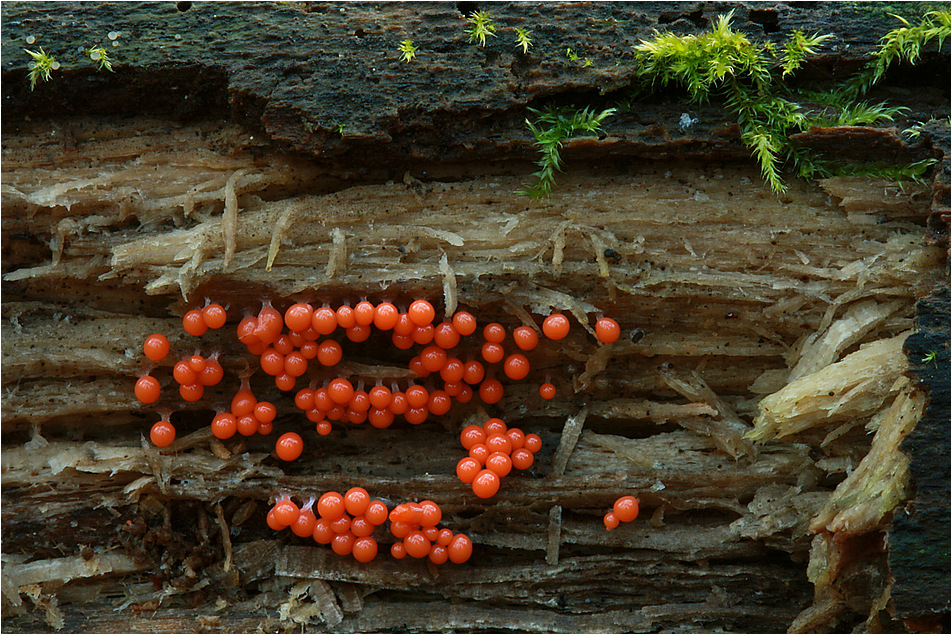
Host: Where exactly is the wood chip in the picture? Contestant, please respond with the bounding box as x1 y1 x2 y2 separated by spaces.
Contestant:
550 405 589 478
440 251 457 317
420 225 464 247
809 385 923 536
266 203 300 271
549 220 571 277
214 503 233 573
332 582 363 614
3 553 143 588
325 227 346 278
222 168 248 268
546 505 562 565
790 299 903 381
660 368 755 459
750 333 910 441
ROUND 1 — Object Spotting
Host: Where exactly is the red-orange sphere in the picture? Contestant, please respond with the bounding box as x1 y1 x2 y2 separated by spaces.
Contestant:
275 432 304 461
542 312 570 340
612 495 639 523
143 334 170 362
595 317 621 343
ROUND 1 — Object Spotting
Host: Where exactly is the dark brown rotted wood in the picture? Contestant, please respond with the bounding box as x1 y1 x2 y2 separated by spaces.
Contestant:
923 121 951 246
892 288 951 628
1 1 948 170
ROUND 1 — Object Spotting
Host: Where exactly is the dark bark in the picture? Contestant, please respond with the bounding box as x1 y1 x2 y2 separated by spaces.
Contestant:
2 1 948 168
893 289 952 627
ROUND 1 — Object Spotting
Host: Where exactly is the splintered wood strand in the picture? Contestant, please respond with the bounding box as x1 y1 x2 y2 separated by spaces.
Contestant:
550 406 589 479
278 579 343 627
222 169 248 268
1 553 144 588
332 583 364 614
789 299 904 381
325 227 347 279
546 505 562 566
267 202 301 271
809 384 923 536
660 369 754 459
312 580 344 627
549 221 570 278
214 503 233 574
750 333 910 441
439 251 458 318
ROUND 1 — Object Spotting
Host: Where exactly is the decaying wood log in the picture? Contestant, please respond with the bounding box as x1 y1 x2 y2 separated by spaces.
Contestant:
2 2 949 633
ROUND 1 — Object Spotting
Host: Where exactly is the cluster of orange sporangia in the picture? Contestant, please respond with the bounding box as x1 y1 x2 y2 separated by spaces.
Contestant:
265 490 473 565
387 501 473 564
136 297 621 451
603 496 640 530
134 296 634 562
456 417 542 498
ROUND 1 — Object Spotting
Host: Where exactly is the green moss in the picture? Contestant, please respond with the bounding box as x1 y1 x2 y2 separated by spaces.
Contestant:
398 39 417 64
465 10 496 48
87 46 113 73
838 9 950 102
522 106 616 198
524 9 950 197
795 158 936 184
514 28 532 54
633 10 950 192
24 47 58 90
631 11 832 191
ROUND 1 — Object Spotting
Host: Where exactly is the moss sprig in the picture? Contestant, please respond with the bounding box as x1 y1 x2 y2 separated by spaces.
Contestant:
779 30 833 77
632 11 831 192
522 106 616 198
514 27 532 54
88 46 113 72
523 11 946 197
466 11 496 47
792 157 936 184
634 12 772 102
24 48 59 90
398 39 418 63
801 100 907 127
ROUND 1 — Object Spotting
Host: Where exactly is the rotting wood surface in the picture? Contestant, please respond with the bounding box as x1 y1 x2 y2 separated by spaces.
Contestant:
2 2 950 633
1 1 948 167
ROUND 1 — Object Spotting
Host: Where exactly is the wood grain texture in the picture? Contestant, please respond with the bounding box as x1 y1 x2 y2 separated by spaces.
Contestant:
2 2 949 633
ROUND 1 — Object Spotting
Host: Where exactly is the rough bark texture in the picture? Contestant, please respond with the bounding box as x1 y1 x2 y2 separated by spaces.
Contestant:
1 2 949 633
892 289 951 626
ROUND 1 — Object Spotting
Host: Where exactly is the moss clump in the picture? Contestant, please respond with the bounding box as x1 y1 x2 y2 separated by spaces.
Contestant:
634 10 949 191
525 10 949 197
